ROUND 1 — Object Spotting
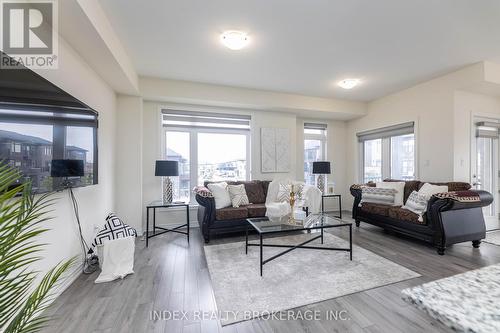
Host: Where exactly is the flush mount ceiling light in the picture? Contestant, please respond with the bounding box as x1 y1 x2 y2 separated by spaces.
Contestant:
220 31 250 50
338 79 361 89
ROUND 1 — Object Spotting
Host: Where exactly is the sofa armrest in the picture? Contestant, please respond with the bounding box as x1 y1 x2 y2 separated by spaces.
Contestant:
350 183 375 219
427 190 493 212
427 190 491 248
193 187 216 240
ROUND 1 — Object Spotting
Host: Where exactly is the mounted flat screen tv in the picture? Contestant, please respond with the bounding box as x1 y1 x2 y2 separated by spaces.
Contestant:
0 52 98 193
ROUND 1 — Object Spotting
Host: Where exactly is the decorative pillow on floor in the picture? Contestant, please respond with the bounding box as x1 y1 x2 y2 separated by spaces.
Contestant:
359 187 397 206
207 182 231 209
91 213 137 252
227 184 250 207
276 182 292 202
377 181 405 206
402 190 429 222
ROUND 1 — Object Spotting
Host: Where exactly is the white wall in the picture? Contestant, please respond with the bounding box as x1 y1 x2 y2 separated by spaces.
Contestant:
115 96 143 231
31 37 117 289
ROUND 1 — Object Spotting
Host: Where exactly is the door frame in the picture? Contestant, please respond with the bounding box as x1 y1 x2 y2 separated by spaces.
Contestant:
471 114 500 229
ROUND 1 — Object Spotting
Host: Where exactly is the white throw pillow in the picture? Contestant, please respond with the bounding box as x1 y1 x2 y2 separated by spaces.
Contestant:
227 184 250 208
207 182 231 209
359 187 397 206
402 190 429 222
377 182 405 206
276 182 292 202
418 183 448 199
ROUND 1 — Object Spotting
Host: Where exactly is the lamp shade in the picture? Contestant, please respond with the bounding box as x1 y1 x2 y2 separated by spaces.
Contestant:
312 161 331 174
155 160 179 176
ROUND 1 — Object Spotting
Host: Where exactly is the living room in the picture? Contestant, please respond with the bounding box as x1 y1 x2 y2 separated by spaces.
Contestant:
1 1 500 333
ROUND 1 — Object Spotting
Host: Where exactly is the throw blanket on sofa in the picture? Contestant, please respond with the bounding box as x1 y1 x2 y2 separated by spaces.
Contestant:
432 191 481 203
265 180 322 218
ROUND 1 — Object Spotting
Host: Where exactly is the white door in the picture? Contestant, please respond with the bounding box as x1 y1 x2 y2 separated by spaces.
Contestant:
472 118 500 230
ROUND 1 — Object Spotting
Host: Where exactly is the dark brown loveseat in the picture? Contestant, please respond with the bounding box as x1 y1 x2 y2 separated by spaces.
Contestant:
195 180 271 243
350 180 493 255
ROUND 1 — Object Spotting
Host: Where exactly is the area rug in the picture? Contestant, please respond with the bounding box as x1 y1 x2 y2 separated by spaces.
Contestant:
484 231 500 246
402 263 500 333
204 233 420 325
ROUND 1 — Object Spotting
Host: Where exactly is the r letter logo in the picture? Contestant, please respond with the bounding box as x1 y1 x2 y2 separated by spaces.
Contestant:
1 0 58 69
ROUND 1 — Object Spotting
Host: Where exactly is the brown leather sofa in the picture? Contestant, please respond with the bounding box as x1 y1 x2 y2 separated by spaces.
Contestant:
350 180 493 255
196 180 271 243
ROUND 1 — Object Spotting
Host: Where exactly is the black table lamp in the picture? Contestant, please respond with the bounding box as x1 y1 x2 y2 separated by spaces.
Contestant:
155 160 179 203
312 161 331 193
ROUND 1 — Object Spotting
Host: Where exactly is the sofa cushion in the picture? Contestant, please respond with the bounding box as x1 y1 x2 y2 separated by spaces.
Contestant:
247 203 267 217
243 181 266 204
216 206 248 221
384 179 421 203
423 182 471 192
388 207 424 225
359 203 391 216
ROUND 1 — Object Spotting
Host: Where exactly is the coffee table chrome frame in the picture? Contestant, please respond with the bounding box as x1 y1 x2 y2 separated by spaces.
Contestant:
245 219 352 276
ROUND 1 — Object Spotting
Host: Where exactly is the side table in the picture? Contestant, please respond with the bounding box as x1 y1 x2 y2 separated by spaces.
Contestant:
145 201 189 247
321 194 342 219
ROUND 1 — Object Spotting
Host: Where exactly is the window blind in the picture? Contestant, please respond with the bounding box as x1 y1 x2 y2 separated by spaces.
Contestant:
357 121 414 142
0 103 98 127
304 122 327 130
162 109 250 130
476 121 500 138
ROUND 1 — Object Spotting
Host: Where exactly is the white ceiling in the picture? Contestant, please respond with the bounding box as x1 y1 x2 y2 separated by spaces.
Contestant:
99 0 500 102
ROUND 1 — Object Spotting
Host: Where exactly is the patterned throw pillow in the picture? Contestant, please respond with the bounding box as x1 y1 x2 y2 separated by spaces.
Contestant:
359 187 397 206
402 190 429 222
276 182 292 202
91 213 137 252
227 184 250 207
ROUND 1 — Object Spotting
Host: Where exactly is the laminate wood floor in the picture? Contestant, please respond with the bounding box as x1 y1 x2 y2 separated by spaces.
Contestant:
41 213 500 333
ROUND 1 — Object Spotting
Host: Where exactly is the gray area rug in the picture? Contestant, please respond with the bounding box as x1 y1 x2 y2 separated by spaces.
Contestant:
204 233 420 326
402 263 500 333
484 231 500 246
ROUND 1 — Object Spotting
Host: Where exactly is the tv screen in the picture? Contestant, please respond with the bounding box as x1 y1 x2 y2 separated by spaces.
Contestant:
51 159 85 177
0 52 98 193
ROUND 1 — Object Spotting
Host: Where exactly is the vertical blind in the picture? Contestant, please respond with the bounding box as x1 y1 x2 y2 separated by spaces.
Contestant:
162 109 250 130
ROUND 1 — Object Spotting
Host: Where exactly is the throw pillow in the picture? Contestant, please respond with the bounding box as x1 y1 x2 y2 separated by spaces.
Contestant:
227 184 250 207
376 181 405 206
207 182 231 209
402 190 429 222
276 182 292 202
359 186 397 206
418 183 448 199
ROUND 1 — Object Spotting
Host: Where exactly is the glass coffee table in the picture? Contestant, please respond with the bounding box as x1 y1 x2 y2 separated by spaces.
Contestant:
246 214 352 276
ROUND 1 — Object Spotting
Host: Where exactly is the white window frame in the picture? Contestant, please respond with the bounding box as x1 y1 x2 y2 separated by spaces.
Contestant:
163 126 251 203
304 126 327 184
358 123 416 183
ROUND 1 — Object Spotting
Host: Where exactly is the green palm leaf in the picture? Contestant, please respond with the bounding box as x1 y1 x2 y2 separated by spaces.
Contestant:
0 163 74 332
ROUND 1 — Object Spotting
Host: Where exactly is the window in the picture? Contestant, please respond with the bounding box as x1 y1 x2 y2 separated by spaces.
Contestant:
163 110 251 202
363 138 382 182
0 107 98 193
357 122 415 182
304 123 327 185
